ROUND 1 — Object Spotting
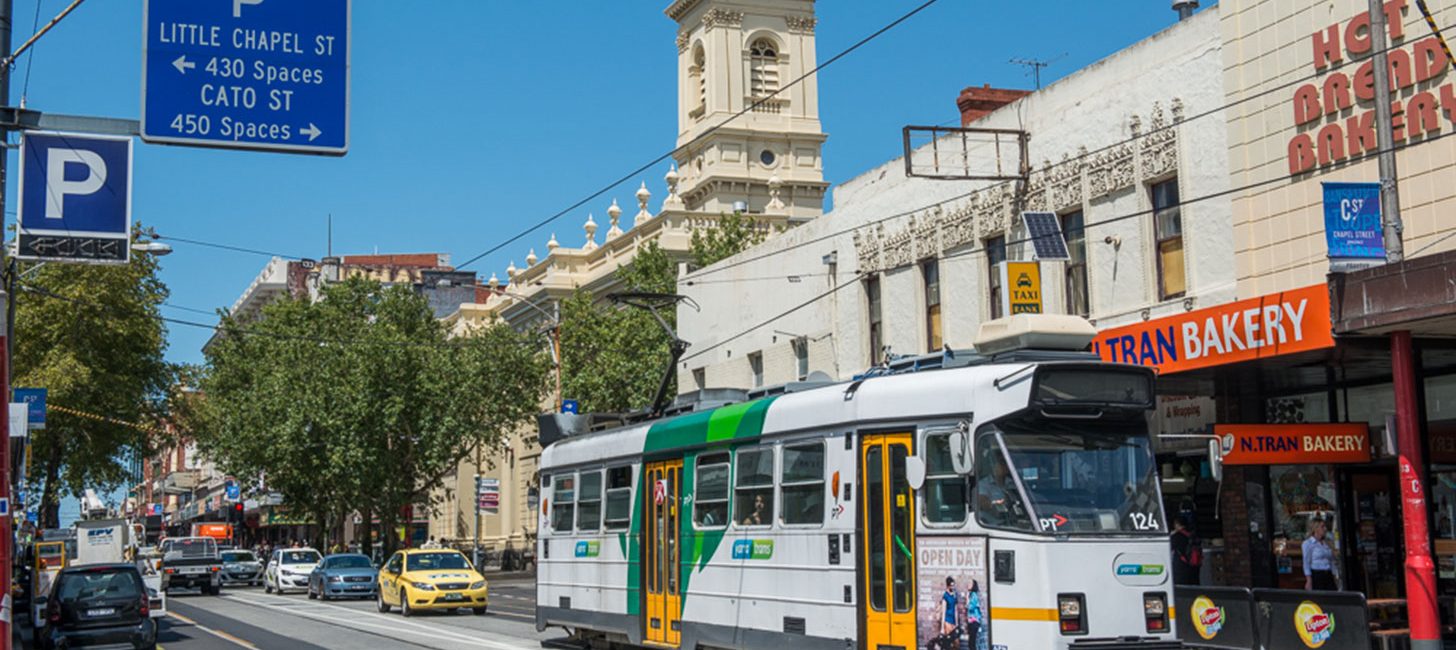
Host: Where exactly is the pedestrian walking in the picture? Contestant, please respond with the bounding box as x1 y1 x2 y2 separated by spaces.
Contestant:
1170 513 1202 586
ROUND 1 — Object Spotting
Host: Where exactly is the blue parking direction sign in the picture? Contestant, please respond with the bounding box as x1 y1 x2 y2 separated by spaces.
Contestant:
16 132 132 264
142 0 351 155
13 388 46 430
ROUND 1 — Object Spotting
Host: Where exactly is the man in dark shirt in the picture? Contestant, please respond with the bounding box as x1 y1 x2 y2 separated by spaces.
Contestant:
1170 513 1201 585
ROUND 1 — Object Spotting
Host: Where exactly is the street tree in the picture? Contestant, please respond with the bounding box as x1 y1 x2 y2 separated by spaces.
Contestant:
14 236 172 527
560 214 765 413
199 277 549 552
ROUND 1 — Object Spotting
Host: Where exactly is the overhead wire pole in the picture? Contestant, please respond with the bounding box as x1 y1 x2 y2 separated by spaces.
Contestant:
0 0 14 644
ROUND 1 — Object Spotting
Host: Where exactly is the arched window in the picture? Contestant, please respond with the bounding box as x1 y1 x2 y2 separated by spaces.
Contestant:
749 38 779 98
691 45 707 116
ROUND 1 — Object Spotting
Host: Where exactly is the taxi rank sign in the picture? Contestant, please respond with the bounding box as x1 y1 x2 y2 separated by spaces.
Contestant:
141 0 350 155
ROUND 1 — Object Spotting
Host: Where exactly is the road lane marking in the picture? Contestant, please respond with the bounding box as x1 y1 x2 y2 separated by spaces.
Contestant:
220 592 533 649
167 610 261 649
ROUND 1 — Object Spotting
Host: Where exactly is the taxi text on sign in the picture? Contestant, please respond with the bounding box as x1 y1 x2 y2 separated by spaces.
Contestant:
1091 284 1334 374
141 0 350 154
1215 423 1371 466
1002 261 1043 314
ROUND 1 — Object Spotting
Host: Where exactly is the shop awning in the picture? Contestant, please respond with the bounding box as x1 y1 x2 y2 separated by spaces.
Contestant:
1331 249 1456 336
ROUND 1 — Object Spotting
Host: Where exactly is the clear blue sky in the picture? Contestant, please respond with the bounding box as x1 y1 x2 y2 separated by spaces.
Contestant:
10 0 1210 367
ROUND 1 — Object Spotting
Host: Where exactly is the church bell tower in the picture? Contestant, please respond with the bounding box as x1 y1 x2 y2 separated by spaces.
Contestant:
665 0 828 221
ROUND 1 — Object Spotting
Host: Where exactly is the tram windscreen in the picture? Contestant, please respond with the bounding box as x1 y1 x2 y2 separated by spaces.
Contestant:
989 420 1165 535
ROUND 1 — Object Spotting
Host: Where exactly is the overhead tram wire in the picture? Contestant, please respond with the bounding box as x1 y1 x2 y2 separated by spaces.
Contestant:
153 234 304 260
682 20 1456 281
453 0 944 271
679 121 1456 364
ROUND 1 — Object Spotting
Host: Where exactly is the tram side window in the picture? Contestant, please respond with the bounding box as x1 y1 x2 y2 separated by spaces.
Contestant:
781 442 825 525
552 473 576 532
735 448 775 527
924 432 967 524
695 453 731 528
974 435 1033 531
604 466 633 531
577 470 602 532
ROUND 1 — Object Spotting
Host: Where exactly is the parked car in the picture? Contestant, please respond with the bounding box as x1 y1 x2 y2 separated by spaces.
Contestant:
308 553 377 600
376 549 488 616
159 537 222 595
38 563 156 650
220 549 264 587
265 548 321 594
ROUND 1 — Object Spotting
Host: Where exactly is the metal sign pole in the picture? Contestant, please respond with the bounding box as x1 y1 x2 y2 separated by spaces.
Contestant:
0 0 16 643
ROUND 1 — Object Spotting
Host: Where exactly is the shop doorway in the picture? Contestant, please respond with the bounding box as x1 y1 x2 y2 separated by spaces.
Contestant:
1338 467 1403 598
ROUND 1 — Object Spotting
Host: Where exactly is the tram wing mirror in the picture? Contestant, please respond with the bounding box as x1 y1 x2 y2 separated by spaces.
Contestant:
1208 439 1224 482
905 455 926 491
948 431 974 475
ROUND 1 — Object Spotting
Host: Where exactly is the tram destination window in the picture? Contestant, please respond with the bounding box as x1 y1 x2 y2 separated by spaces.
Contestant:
551 474 576 532
695 453 731 528
604 466 633 531
780 442 825 525
1033 367 1153 409
735 448 775 527
924 432 968 524
576 470 602 532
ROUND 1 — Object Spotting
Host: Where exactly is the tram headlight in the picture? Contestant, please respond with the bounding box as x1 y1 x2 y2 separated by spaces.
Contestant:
1057 593 1086 635
1144 592 1169 633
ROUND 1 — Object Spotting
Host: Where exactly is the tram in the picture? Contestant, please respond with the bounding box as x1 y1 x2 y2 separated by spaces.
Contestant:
536 315 1187 650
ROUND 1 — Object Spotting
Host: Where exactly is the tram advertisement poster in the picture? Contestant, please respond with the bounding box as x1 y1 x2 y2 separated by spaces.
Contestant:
916 536 990 650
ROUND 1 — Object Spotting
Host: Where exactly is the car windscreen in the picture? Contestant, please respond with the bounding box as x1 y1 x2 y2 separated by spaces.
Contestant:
222 551 255 563
406 552 469 572
57 569 142 603
328 555 372 569
282 550 321 564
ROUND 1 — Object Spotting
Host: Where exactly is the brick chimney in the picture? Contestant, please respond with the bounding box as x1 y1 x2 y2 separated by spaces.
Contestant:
957 84 1031 126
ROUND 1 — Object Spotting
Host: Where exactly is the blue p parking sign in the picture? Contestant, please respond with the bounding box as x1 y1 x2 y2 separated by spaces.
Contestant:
16 132 133 264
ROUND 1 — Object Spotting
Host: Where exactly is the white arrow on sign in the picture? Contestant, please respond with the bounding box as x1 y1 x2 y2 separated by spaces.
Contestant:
172 55 195 75
300 124 322 141
233 0 264 19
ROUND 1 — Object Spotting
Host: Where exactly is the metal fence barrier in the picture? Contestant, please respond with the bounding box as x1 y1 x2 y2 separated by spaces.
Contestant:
1174 586 1260 650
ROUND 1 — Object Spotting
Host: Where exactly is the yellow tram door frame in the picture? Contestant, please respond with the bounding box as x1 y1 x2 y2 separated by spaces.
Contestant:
861 433 917 650
643 459 683 648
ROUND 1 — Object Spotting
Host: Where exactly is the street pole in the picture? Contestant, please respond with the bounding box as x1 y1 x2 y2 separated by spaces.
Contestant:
473 446 481 566
0 0 16 643
1370 0 1406 263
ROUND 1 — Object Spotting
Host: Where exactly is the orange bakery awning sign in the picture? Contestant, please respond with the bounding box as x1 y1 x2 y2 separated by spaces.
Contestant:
1215 423 1371 466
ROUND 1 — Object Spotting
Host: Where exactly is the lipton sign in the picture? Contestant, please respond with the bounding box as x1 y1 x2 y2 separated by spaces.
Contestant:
1287 0 1456 175
1091 284 1334 374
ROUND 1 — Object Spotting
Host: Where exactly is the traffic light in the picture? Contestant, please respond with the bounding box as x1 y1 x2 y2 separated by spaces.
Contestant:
231 502 244 523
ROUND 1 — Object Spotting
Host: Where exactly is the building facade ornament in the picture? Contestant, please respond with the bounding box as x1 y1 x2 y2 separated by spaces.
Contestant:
786 15 817 34
702 8 743 30
676 31 691 54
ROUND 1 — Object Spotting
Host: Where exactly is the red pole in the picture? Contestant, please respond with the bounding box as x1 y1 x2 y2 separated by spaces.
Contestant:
1393 330 1440 646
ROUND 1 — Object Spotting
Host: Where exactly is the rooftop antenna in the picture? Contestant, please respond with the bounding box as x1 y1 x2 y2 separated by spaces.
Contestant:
1009 54 1066 90
327 213 332 258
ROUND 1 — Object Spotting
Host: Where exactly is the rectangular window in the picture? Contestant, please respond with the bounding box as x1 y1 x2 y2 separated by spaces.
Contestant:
576 470 602 532
924 433 967 524
780 442 825 525
749 352 764 388
694 453 731 528
793 339 809 381
1062 211 1089 316
551 473 575 532
604 466 633 531
866 276 883 365
1152 178 1185 300
693 368 706 391
734 448 775 527
923 259 942 352
986 236 1007 320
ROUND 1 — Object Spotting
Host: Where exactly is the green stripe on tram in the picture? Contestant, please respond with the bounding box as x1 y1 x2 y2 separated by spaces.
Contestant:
623 396 779 615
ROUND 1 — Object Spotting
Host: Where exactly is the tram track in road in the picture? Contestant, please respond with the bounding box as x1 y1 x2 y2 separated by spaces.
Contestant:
214 590 541 649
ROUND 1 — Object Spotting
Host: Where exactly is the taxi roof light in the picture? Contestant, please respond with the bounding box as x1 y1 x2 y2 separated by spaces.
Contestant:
974 314 1096 356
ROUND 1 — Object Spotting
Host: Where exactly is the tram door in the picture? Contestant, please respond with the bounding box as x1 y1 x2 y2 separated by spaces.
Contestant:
861 434 916 650
643 459 682 647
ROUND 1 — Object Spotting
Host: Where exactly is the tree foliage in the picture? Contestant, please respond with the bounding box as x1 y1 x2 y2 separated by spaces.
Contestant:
198 278 549 551
14 234 172 527
560 214 765 413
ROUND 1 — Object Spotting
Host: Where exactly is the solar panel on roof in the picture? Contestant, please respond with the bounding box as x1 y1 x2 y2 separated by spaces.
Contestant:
1022 211 1071 261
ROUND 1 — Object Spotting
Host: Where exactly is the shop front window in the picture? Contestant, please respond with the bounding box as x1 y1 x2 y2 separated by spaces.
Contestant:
1425 374 1456 587
1269 465 1340 590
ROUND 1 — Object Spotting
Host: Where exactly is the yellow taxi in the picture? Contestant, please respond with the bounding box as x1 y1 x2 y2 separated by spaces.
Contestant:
375 548 489 616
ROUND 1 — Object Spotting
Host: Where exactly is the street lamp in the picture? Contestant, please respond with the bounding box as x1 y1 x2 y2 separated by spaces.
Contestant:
130 241 173 257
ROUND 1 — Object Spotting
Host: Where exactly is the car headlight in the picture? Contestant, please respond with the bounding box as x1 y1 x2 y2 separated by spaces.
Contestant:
328 575 343 583
411 582 436 591
469 581 486 590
